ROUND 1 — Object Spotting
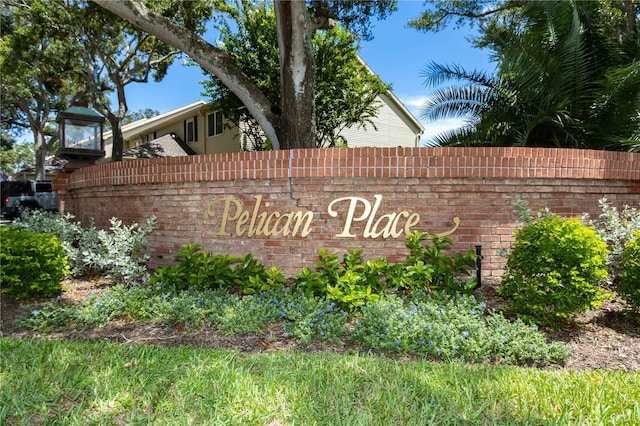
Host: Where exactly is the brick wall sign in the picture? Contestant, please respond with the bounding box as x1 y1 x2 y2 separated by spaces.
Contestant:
206 194 460 239
54 147 640 282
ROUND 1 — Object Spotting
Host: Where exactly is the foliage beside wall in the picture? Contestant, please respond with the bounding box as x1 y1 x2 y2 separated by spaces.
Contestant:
0 227 69 299
619 231 640 312
499 212 610 328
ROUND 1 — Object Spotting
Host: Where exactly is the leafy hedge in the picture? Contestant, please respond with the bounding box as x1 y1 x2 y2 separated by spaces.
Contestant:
618 231 640 312
0 227 69 299
14 209 155 284
151 233 478 312
499 213 610 328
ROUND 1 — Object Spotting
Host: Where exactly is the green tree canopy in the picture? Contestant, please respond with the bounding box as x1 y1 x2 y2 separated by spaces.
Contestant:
61 0 213 161
202 0 389 149
1 0 85 179
0 142 35 177
409 0 525 35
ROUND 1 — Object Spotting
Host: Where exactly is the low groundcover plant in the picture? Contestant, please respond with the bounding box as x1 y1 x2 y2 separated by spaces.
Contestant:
17 282 571 366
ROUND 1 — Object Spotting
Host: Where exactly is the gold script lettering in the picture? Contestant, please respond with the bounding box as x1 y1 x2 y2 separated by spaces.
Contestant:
328 194 422 239
209 194 458 240
208 197 242 236
437 217 461 237
404 212 421 235
209 195 313 238
328 196 372 237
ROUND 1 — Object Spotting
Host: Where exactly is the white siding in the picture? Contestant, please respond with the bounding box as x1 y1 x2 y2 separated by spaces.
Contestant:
204 119 241 153
338 94 420 148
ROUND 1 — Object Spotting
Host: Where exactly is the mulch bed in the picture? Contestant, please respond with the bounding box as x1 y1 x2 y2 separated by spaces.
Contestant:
2 277 638 371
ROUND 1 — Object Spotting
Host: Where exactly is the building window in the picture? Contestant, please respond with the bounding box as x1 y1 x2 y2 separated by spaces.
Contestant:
186 118 196 143
146 132 156 142
207 111 224 137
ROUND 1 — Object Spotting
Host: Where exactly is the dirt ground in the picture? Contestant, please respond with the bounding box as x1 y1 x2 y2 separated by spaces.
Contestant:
1 277 638 371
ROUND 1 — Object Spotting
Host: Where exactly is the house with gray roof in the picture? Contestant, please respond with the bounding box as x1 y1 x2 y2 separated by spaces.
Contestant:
104 92 424 161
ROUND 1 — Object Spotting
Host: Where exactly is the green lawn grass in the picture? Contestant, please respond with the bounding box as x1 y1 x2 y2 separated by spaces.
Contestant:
2 338 638 425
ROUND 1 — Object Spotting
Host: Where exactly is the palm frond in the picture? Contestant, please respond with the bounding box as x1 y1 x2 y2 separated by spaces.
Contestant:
421 85 495 121
418 0 639 151
424 122 480 147
420 61 496 88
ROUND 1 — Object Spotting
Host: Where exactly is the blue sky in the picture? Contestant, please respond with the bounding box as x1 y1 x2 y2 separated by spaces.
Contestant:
124 1 496 145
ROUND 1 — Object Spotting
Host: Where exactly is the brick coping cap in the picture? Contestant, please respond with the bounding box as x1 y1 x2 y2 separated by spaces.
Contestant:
63 147 640 189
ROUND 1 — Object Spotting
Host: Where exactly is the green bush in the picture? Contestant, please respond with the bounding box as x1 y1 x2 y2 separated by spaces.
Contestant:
5 209 155 296
150 243 237 291
13 209 84 247
17 282 570 366
618 231 640 312
402 232 477 294
149 243 286 294
14 210 155 284
350 292 571 365
294 248 389 311
589 198 640 287
499 213 610 328
0 227 69 299
80 217 155 284
294 234 478 311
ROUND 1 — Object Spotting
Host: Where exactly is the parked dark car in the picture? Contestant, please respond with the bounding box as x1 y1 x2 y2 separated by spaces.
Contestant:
1 180 59 219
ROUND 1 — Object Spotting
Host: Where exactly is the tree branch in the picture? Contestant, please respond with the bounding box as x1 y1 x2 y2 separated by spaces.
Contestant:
91 0 281 149
425 1 526 30
454 2 525 19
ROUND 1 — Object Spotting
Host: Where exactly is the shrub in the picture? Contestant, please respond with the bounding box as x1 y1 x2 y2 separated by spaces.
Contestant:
80 284 160 327
588 198 640 287
294 248 390 311
80 217 155 284
15 210 155 284
0 227 69 299
13 209 84 246
294 234 478 311
618 231 640 312
235 256 287 295
499 213 610 328
17 281 569 365
13 210 85 275
350 292 570 365
150 243 286 294
402 232 477 294
276 291 349 345
150 243 237 291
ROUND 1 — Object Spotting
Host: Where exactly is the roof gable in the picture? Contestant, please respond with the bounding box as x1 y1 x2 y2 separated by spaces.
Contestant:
123 133 196 159
104 100 207 140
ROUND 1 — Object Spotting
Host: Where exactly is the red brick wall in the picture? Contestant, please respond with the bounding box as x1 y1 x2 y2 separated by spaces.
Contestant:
55 147 640 283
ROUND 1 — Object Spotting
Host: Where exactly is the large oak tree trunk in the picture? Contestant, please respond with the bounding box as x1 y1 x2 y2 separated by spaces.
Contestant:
274 1 316 149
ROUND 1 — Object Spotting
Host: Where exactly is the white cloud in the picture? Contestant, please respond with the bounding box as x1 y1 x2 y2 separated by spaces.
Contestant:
402 96 430 109
397 95 468 146
421 118 468 145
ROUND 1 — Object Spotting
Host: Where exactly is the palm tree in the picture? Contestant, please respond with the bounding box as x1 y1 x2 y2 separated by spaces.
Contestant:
595 58 640 152
421 0 639 151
